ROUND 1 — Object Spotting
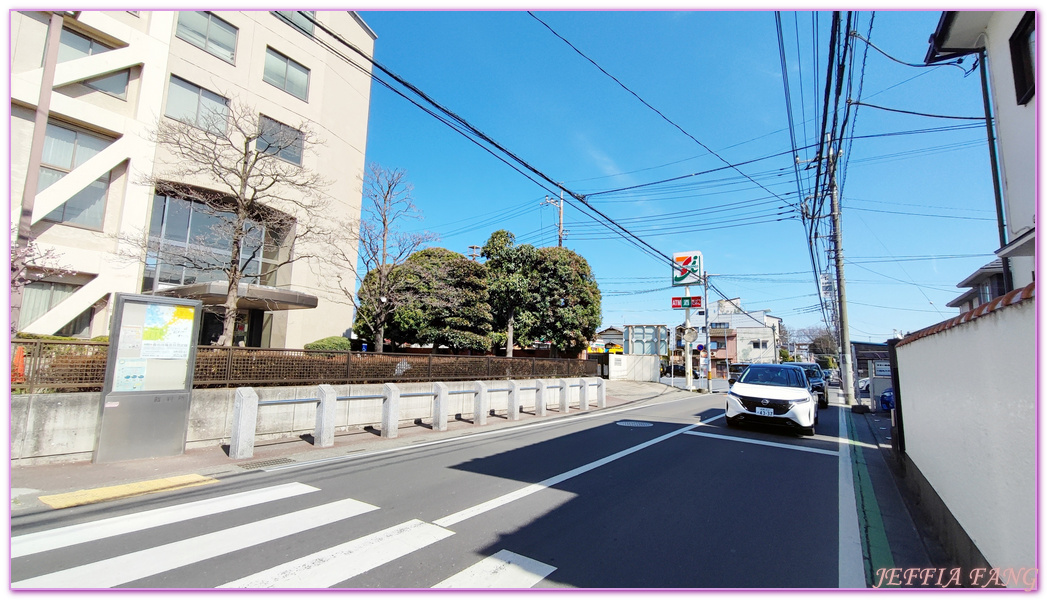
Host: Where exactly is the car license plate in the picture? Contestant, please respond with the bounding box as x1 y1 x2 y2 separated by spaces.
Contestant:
755 407 774 416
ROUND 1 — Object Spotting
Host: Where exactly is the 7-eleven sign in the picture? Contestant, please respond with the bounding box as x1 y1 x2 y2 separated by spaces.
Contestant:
672 251 703 286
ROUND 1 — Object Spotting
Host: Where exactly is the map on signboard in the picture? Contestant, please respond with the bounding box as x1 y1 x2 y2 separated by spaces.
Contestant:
140 304 195 359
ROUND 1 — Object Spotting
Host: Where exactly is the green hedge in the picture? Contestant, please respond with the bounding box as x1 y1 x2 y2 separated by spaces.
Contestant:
304 336 353 352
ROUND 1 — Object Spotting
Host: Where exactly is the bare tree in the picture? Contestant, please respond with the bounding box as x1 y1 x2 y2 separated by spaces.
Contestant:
327 164 436 353
119 101 332 345
10 229 74 334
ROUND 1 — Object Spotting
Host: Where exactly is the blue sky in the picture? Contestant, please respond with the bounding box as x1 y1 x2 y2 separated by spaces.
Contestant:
355 10 1001 343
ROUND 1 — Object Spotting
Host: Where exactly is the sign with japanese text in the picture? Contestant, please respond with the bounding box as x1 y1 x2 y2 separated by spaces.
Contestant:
671 296 703 309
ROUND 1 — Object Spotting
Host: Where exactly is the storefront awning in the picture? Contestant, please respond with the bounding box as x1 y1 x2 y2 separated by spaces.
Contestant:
154 281 318 311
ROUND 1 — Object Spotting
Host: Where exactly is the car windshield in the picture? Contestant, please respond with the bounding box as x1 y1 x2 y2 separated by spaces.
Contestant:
738 366 805 388
803 367 821 379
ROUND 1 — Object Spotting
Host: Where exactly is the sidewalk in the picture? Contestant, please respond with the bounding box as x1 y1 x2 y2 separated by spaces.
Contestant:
10 380 689 516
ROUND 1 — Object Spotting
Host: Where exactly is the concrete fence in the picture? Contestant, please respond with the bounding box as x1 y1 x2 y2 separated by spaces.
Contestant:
11 377 606 465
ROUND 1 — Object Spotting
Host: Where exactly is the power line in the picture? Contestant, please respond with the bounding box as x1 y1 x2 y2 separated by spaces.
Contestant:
847 100 986 121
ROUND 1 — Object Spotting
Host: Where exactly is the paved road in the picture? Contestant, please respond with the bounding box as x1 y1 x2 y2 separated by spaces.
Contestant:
11 391 874 589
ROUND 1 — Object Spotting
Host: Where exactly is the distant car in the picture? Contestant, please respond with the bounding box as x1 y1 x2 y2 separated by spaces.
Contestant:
669 364 700 379
789 362 828 408
728 363 750 380
879 388 895 411
726 363 818 436
825 369 841 386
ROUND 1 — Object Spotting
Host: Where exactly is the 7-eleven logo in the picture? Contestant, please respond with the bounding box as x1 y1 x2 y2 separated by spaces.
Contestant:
672 251 703 286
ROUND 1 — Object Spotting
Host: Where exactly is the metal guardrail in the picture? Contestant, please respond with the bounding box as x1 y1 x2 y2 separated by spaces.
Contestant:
10 339 597 394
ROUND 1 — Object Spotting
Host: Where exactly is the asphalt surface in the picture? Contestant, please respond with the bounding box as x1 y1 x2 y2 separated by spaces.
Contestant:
10 380 945 589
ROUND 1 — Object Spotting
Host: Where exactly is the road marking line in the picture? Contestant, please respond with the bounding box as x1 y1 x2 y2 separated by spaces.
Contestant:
12 498 378 589
12 482 320 559
220 519 454 588
433 549 555 588
683 430 839 456
433 422 701 528
839 409 867 588
36 474 217 510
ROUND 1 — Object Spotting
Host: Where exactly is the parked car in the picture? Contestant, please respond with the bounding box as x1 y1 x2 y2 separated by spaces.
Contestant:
728 363 750 380
789 362 828 408
879 388 895 411
825 369 841 386
726 363 818 436
668 364 700 379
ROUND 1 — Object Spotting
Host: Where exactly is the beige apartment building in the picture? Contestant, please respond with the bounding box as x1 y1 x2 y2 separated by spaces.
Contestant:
10 10 375 347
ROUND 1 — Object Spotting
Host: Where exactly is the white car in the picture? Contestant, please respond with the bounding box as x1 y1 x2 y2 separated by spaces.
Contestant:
725 364 818 436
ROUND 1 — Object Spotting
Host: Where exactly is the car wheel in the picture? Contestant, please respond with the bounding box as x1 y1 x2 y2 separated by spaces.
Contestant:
818 393 828 409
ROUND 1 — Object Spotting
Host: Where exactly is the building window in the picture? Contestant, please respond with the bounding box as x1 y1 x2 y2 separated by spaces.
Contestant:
176 11 237 63
57 28 129 99
273 11 316 35
752 341 761 350
263 47 309 100
257 116 304 165
1010 11 1035 105
710 322 729 329
165 75 229 131
38 122 113 229
143 194 283 292
19 281 92 336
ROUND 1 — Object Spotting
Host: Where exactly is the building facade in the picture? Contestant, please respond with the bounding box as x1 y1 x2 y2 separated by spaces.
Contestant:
11 10 375 347
701 298 782 377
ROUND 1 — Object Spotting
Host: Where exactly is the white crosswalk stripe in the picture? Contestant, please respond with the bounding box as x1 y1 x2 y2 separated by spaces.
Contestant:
433 550 556 588
11 482 320 559
12 497 378 589
220 519 454 588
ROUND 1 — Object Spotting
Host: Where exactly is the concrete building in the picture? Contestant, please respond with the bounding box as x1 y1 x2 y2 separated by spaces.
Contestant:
10 10 375 347
946 259 1007 313
701 298 782 378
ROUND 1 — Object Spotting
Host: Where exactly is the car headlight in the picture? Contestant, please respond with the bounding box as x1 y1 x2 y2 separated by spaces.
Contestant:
727 391 741 404
790 396 812 406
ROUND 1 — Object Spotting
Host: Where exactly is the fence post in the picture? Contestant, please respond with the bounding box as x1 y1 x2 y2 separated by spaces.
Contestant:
428 354 433 381
229 387 259 459
433 382 448 431
382 382 400 439
473 380 488 426
535 379 546 417
346 350 353 382
577 377 588 411
486 357 492 379
596 377 607 408
558 378 570 413
508 380 521 421
225 347 234 383
315 384 337 447
532 357 536 377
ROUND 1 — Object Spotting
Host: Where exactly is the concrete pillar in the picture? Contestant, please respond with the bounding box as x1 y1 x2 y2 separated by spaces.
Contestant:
382 382 400 439
508 380 521 421
474 380 488 426
558 378 570 413
315 384 338 447
577 377 589 411
535 379 547 417
433 382 449 432
229 387 258 459
596 378 607 408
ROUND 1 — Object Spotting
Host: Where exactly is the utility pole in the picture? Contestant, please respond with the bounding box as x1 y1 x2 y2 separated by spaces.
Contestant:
541 191 566 247
467 245 481 261
828 139 856 406
704 272 711 392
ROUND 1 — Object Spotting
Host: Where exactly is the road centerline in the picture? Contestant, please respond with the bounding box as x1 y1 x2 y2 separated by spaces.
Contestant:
433 421 702 528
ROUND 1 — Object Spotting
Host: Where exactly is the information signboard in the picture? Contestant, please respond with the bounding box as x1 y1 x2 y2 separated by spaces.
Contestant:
94 294 202 463
671 296 702 309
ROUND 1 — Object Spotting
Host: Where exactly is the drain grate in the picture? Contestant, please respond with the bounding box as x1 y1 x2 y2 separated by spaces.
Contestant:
237 457 296 470
616 420 653 428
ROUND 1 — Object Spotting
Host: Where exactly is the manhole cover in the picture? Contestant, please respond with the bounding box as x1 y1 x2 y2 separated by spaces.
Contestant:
237 457 295 470
616 421 653 428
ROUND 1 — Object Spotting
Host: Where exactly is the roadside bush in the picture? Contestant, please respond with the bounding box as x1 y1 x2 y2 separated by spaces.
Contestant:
304 336 353 352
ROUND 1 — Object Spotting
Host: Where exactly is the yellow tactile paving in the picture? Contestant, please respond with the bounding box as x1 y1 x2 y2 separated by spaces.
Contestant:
38 474 217 509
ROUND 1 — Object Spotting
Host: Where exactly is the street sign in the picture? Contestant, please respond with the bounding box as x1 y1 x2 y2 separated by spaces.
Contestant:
671 296 702 309
874 360 892 377
672 251 703 286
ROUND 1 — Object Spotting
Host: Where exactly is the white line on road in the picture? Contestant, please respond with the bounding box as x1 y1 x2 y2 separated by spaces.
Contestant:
838 409 867 588
12 498 378 589
432 549 556 588
11 482 320 559
683 430 839 456
220 519 454 588
433 422 701 528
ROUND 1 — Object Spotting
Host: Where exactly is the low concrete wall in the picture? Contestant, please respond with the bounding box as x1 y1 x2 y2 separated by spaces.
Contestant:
11 378 602 465
895 296 1034 574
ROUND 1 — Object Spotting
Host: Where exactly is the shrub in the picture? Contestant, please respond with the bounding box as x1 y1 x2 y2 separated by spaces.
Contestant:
304 336 353 352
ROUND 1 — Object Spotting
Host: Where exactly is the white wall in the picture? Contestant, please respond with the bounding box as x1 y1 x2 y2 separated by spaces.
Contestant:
896 298 1034 572
608 354 659 382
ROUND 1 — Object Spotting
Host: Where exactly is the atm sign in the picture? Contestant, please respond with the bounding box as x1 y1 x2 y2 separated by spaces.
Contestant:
671 296 702 309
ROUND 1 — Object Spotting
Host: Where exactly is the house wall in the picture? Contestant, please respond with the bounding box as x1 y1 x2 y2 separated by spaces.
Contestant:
895 297 1034 572
983 11 1035 257
607 354 660 382
10 10 374 347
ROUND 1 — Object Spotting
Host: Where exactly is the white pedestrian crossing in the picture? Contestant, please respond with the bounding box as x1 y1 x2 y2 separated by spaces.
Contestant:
12 497 378 589
219 519 454 588
11 482 320 559
433 550 556 588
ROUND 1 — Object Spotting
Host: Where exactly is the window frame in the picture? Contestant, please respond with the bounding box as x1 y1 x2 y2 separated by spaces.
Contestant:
273 11 316 36
57 27 130 99
1009 11 1035 106
38 121 113 230
257 115 304 165
164 75 230 132
262 46 310 101
175 11 238 64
